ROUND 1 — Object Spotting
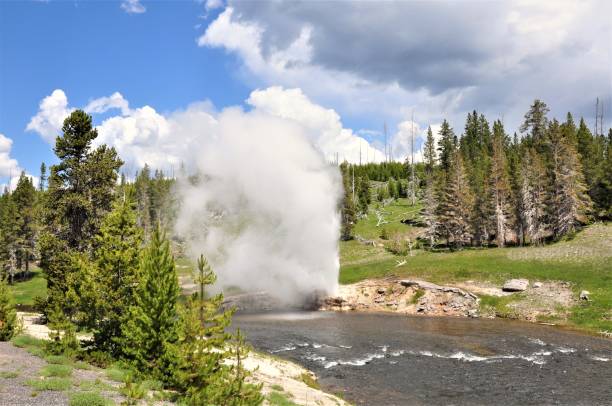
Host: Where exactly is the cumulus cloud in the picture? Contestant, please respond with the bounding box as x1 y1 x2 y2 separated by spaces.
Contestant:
0 133 20 179
247 87 384 163
199 1 611 134
28 87 389 172
26 89 73 143
121 0 146 14
84 92 130 116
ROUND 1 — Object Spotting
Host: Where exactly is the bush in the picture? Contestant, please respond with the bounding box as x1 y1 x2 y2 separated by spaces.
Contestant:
11 335 44 349
380 228 389 240
45 355 72 365
69 392 111 406
26 377 72 391
0 278 18 341
41 364 73 378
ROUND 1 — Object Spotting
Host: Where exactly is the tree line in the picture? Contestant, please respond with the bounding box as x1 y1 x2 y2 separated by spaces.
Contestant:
0 110 262 404
340 100 611 246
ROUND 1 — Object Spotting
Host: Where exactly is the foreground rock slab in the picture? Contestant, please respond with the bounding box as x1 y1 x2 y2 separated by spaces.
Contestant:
502 279 530 292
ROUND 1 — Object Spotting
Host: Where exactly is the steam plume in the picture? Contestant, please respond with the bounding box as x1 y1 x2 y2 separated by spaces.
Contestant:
175 107 341 304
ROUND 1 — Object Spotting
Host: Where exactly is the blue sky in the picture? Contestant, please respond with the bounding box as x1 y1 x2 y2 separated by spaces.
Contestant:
1 0 610 186
1 1 252 180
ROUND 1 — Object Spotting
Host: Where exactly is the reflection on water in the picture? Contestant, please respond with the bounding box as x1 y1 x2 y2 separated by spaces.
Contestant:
233 311 612 406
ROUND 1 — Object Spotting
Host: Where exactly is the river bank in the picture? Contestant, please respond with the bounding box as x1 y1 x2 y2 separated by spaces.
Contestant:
321 276 581 329
12 312 347 406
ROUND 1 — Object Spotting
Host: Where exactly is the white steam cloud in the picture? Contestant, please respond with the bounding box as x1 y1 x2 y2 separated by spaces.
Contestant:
175 107 342 304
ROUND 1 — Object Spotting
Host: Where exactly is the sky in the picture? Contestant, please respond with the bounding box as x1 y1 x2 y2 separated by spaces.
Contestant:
1 0 611 188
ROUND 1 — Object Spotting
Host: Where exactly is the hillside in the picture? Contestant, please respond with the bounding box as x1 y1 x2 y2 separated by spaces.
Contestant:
340 198 612 334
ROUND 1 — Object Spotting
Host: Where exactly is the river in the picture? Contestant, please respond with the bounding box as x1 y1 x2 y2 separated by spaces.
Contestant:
233 311 612 405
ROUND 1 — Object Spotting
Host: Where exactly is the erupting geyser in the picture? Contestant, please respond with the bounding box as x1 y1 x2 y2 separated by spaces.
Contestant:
175 107 342 305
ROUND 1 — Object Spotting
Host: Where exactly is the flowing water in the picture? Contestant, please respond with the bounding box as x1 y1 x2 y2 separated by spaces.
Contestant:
233 311 612 405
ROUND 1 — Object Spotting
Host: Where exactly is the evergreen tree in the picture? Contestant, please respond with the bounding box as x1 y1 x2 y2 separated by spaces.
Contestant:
174 255 262 405
423 126 436 176
339 163 356 240
40 110 122 315
91 192 143 355
0 193 19 283
437 120 456 172
0 276 18 341
546 120 592 238
489 120 512 247
520 99 550 150
39 162 47 191
521 148 548 245
357 176 371 214
436 151 472 249
12 172 37 275
121 227 180 383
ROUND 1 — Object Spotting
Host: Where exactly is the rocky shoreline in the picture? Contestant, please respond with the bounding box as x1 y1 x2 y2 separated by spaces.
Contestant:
321 277 577 323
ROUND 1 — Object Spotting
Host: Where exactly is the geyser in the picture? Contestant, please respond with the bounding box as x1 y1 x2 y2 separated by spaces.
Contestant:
175 107 342 305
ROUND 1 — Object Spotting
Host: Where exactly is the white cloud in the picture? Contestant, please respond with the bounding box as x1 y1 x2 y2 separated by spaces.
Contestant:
199 1 611 137
247 87 385 163
29 87 389 173
204 0 224 11
26 89 73 143
0 133 20 179
84 92 130 116
120 0 146 14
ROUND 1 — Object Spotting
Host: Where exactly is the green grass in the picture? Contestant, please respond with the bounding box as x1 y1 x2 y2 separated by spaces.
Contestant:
40 364 73 378
0 371 20 379
267 391 299 406
69 391 114 406
270 384 284 392
26 377 72 391
298 373 321 390
11 335 45 349
341 220 612 333
354 198 422 240
8 268 47 306
104 365 130 383
45 355 72 365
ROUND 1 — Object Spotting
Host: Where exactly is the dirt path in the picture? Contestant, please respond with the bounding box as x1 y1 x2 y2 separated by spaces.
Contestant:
0 342 68 406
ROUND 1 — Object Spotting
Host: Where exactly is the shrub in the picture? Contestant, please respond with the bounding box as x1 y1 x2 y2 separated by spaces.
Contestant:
41 364 73 378
69 392 111 406
26 377 72 391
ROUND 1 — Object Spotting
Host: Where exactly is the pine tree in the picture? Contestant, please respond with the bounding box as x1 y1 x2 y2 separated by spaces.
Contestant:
0 276 18 341
423 126 436 176
12 172 37 275
546 120 592 238
39 162 47 191
0 193 19 283
339 163 356 240
121 227 180 383
489 120 512 247
357 176 371 215
422 126 439 248
520 99 550 150
437 120 456 172
40 110 122 317
91 191 143 355
436 151 472 249
174 255 263 405
521 148 548 245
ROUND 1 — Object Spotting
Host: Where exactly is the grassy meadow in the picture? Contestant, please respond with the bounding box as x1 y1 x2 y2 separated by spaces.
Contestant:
341 198 612 333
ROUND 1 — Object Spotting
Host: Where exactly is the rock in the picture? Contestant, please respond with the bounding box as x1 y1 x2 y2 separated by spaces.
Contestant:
399 279 420 287
377 288 386 294
533 282 543 288
467 309 479 318
502 279 529 292
579 290 590 301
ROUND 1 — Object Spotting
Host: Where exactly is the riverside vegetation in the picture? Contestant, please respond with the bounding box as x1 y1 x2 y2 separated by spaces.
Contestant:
1 100 611 402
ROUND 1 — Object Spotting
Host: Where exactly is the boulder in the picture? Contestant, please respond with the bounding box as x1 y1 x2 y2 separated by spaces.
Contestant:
579 290 590 301
533 282 543 288
502 279 529 292
377 287 386 294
